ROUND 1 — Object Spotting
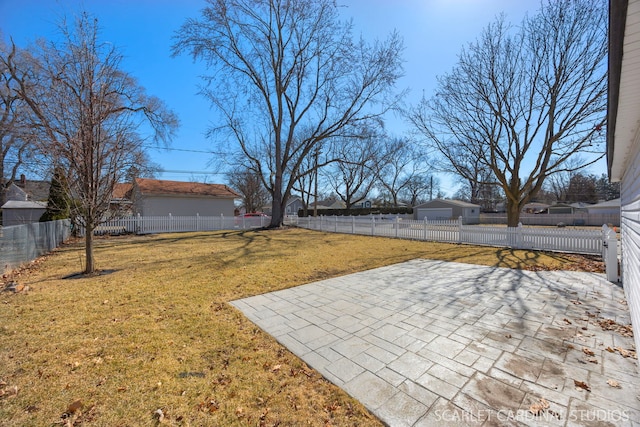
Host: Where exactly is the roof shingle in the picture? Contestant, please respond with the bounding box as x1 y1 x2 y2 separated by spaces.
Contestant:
135 178 239 198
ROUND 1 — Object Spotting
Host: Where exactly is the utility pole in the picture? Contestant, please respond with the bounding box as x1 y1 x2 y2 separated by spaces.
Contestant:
430 176 433 200
313 146 319 217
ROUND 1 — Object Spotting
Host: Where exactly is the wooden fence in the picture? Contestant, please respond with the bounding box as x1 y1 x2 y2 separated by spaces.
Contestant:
285 215 609 256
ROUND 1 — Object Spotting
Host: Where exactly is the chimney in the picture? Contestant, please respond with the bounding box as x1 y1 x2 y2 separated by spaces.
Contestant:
20 174 26 186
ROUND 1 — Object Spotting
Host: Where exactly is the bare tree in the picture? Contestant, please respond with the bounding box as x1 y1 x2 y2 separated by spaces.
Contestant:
410 0 607 226
565 173 597 203
291 153 314 216
543 157 585 202
375 137 423 207
323 129 381 209
5 13 178 274
0 41 36 205
228 167 270 213
173 0 404 227
401 174 439 206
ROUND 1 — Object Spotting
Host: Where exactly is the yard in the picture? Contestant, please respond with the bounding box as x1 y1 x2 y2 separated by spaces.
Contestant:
0 228 603 426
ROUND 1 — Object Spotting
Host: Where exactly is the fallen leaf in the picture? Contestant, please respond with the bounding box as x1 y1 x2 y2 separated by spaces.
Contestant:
607 379 621 388
200 399 219 413
606 346 615 353
614 346 637 358
582 347 595 356
563 318 572 325
529 398 550 416
271 364 282 372
574 380 591 392
67 399 83 414
154 408 165 422
571 300 582 305
586 357 598 364
597 319 634 337
0 385 18 399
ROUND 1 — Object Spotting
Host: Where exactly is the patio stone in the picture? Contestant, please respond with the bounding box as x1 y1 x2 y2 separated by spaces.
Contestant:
231 259 640 426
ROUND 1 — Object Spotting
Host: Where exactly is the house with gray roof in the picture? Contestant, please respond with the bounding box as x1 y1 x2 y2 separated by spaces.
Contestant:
413 199 480 224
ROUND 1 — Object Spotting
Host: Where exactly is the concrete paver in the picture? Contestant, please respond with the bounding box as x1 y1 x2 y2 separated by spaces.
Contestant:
231 259 640 426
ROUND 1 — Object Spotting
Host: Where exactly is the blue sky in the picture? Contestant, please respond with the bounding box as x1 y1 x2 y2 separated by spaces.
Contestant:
2 0 605 195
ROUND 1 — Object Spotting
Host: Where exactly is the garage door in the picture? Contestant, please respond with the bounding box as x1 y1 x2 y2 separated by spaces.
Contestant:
416 208 453 221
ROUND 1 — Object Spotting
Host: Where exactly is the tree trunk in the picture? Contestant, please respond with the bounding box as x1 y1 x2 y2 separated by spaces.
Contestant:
270 184 284 228
84 223 95 274
506 199 521 228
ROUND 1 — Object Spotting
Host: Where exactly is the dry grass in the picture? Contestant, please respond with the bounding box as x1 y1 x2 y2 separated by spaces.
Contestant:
0 228 603 426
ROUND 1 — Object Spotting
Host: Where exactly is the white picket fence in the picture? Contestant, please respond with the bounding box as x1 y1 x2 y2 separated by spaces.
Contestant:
71 213 619 281
76 214 270 236
285 215 612 256
79 213 611 257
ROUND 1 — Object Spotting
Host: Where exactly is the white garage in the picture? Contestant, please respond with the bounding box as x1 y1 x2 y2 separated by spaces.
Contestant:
413 199 480 224
415 207 452 221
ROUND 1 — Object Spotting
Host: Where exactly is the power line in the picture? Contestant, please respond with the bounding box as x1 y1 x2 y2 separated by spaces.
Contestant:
143 145 228 155
159 169 225 175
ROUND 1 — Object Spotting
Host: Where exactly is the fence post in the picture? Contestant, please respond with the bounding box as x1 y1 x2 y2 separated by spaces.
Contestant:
334 216 338 232
395 216 400 238
371 216 375 236
352 216 355 234
516 222 523 249
458 216 463 244
603 225 619 282
221 213 224 230
424 217 428 241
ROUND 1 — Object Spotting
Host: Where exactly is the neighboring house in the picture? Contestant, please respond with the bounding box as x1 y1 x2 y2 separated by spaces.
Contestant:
1 200 47 226
1 174 51 226
5 183 28 202
317 199 346 210
586 198 621 216
353 200 373 209
4 175 50 204
608 0 640 358
111 183 134 216
285 196 305 216
546 203 587 215
130 178 239 216
522 202 550 214
413 199 480 224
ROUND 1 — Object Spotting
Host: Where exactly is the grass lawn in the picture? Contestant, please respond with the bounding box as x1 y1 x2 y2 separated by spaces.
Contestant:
0 228 603 426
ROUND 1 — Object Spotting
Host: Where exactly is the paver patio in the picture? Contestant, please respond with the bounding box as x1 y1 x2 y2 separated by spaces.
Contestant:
231 259 640 426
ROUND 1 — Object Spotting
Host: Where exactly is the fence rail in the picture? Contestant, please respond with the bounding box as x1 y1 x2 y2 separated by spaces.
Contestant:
480 212 620 227
0 219 71 273
285 215 608 256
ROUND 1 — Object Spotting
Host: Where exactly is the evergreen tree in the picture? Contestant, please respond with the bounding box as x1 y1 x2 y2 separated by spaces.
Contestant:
40 166 70 221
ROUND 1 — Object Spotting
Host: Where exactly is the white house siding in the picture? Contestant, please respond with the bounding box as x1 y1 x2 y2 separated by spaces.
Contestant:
137 195 236 217
621 139 640 355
